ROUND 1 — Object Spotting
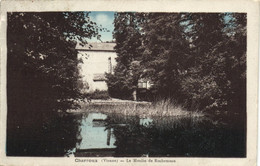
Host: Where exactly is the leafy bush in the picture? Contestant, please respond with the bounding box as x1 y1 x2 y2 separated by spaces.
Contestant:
87 90 110 100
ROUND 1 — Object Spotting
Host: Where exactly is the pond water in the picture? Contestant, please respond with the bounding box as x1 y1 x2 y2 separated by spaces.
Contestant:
71 112 246 157
6 110 246 157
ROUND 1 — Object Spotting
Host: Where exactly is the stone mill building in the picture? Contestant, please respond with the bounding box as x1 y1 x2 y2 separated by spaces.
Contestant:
77 42 117 93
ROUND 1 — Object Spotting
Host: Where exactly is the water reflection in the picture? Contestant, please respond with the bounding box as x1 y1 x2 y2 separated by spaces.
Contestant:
75 113 116 157
7 110 246 157
7 111 82 157
140 117 153 126
74 112 246 157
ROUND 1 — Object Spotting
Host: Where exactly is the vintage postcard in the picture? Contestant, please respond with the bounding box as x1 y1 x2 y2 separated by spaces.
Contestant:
0 0 259 165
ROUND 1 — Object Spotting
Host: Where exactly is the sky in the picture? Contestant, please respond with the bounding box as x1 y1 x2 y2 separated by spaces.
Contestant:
88 11 115 42
86 12 233 43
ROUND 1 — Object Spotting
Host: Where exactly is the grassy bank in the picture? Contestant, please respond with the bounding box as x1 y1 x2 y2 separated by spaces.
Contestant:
73 99 204 118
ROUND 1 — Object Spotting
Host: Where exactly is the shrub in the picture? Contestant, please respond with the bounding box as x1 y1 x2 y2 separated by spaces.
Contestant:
87 90 110 100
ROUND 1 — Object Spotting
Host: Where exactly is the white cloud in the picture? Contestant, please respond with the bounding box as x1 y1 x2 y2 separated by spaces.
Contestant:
96 14 110 24
88 12 114 42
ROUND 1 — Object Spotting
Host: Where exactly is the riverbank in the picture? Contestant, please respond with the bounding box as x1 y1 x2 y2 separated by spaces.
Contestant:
85 98 151 105
69 98 204 118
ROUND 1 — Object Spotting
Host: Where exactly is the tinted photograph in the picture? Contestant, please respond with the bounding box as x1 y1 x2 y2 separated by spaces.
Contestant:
6 11 246 157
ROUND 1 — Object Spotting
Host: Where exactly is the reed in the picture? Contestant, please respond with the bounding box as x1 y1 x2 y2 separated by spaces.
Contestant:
76 99 204 118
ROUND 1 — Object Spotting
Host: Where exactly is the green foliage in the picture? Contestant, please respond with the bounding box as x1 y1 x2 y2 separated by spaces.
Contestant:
87 90 110 100
108 12 246 121
7 12 99 156
140 13 190 99
106 13 143 99
7 12 99 112
180 13 246 115
179 13 227 111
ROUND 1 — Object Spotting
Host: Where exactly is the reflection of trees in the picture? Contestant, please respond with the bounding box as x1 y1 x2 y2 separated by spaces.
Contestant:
106 113 245 157
105 114 152 157
7 111 82 156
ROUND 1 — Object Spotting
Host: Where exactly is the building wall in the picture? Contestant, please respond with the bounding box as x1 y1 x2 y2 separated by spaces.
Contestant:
92 81 108 91
78 51 117 93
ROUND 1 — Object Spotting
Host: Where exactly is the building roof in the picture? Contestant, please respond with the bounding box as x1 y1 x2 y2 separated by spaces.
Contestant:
76 42 116 52
93 73 106 81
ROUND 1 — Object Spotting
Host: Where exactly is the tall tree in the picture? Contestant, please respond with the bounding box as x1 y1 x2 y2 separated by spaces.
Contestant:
7 12 99 156
207 13 247 118
180 13 246 123
7 12 99 112
106 12 143 99
140 13 190 100
180 13 227 111
107 12 246 120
